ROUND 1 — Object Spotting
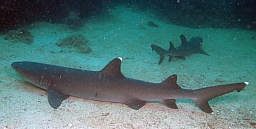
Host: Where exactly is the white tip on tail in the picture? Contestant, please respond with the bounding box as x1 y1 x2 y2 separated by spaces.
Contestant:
244 82 249 85
118 57 122 61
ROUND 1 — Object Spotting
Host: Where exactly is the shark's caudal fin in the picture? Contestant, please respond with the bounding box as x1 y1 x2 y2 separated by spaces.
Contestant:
192 82 248 113
151 44 168 64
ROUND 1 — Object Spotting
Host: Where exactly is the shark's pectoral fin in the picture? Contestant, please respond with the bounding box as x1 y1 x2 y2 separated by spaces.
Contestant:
124 99 147 110
196 48 209 56
47 87 69 109
162 99 178 109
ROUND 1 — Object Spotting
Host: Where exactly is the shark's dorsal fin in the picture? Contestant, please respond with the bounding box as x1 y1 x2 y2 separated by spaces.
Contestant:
100 57 125 77
180 34 187 45
161 74 181 89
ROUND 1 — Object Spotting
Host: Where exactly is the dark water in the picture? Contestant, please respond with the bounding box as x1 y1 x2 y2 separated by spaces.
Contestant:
1 0 256 32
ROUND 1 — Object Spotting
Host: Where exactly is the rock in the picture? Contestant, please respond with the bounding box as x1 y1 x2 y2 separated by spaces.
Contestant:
4 28 34 45
56 34 91 54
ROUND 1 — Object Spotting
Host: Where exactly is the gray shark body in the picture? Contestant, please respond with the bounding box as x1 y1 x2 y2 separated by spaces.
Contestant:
11 58 247 113
151 34 209 64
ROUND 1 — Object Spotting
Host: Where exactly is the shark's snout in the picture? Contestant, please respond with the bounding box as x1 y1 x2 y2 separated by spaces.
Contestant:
11 61 31 72
11 62 22 71
12 61 28 71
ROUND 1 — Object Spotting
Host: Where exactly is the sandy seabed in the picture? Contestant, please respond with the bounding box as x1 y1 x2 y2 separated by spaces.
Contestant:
0 6 256 128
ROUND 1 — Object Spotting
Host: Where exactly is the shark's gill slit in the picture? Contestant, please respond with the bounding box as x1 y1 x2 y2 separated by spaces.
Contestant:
39 76 51 88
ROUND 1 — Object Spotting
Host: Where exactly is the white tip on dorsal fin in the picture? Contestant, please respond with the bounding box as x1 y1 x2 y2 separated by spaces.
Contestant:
100 58 125 78
244 82 249 85
118 57 122 61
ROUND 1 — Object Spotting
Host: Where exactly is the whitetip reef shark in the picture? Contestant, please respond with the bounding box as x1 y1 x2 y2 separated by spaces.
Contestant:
151 34 209 64
11 57 248 113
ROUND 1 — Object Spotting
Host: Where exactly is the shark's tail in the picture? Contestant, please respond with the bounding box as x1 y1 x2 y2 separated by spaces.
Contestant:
192 82 248 113
151 44 168 64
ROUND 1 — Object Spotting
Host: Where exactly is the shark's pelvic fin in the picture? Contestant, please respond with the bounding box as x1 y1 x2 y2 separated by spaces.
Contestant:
168 56 173 62
162 99 178 109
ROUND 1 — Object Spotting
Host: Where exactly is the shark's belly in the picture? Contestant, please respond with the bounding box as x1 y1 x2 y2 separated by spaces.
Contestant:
174 46 198 56
52 75 131 103
54 75 176 103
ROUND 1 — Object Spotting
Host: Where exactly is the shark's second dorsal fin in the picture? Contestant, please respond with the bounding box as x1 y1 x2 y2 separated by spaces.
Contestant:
169 41 175 50
100 57 125 77
161 74 181 89
180 34 187 45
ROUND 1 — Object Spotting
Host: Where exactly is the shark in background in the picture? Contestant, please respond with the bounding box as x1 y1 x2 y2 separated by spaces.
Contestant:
11 57 248 113
151 34 209 64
